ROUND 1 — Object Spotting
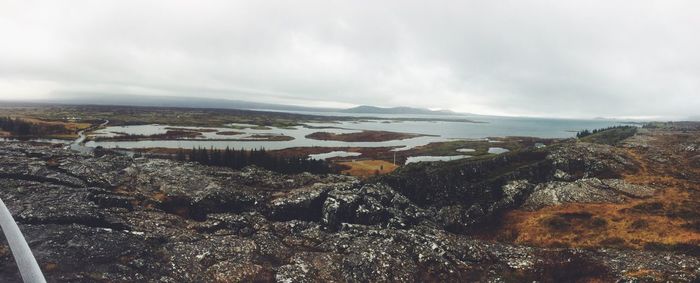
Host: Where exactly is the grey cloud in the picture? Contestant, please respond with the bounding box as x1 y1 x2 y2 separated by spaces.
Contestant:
1 0 699 119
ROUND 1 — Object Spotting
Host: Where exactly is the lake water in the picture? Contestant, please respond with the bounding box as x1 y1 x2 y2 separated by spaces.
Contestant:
85 123 453 150
309 151 362 160
405 155 472 164
83 114 630 151
487 147 510 154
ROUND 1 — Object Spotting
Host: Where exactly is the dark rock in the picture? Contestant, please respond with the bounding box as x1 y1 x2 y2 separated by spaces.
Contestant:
268 182 350 221
547 141 639 179
322 183 430 230
0 141 697 282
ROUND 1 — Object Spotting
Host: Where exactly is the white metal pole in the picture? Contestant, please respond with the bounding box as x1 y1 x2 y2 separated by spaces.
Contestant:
0 198 46 283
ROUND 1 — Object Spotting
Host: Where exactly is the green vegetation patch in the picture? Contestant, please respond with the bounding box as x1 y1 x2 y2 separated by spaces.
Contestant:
577 126 637 145
0 116 74 137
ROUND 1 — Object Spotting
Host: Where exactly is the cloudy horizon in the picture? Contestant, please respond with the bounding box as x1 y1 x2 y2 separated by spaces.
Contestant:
1 1 699 119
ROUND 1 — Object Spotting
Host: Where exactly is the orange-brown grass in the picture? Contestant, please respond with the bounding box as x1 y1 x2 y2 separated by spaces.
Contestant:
338 160 398 177
492 145 700 251
499 188 700 249
42 262 59 272
20 117 92 131
7 117 93 139
151 191 168 202
624 269 663 281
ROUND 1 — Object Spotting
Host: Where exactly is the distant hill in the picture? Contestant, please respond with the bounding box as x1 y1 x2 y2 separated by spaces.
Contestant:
42 94 338 113
39 94 461 116
341 105 457 115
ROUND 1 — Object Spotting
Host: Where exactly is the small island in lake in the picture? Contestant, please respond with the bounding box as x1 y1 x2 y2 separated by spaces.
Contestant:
305 130 426 142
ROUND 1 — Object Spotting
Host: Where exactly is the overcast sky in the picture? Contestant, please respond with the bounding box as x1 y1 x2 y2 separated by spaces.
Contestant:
1 1 699 119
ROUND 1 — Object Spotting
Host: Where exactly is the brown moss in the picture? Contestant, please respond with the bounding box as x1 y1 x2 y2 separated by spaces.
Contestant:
682 221 700 232
0 245 10 257
46 158 60 168
497 191 700 249
629 219 649 230
337 160 398 178
487 144 700 251
629 201 664 214
590 217 608 228
542 215 573 232
151 192 168 202
625 269 663 281
599 237 630 248
43 262 59 272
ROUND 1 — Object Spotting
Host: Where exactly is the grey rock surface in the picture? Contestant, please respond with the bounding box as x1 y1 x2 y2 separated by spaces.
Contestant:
0 142 697 282
523 178 657 210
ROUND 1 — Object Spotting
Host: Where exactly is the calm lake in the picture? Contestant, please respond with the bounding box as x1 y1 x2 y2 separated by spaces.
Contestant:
83 113 632 151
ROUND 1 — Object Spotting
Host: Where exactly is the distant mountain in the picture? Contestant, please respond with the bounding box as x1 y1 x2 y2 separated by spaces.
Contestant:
42 94 338 113
341 105 457 115
39 94 462 116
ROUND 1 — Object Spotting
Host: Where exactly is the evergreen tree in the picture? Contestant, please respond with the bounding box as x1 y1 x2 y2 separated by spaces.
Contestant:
182 146 332 174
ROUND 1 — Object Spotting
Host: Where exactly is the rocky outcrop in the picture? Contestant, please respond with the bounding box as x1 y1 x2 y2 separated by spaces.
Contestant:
379 150 551 231
378 141 643 232
523 178 657 210
321 183 431 230
268 182 350 221
546 141 639 178
0 141 697 282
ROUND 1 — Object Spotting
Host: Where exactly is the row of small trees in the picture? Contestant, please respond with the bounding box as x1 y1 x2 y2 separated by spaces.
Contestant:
575 125 634 138
0 117 66 136
176 147 333 174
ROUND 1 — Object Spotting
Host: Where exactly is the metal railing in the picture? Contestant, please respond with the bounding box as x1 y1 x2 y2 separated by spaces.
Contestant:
0 198 46 283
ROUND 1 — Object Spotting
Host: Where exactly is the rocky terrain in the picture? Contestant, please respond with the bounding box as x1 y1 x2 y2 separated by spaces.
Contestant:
0 122 699 282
